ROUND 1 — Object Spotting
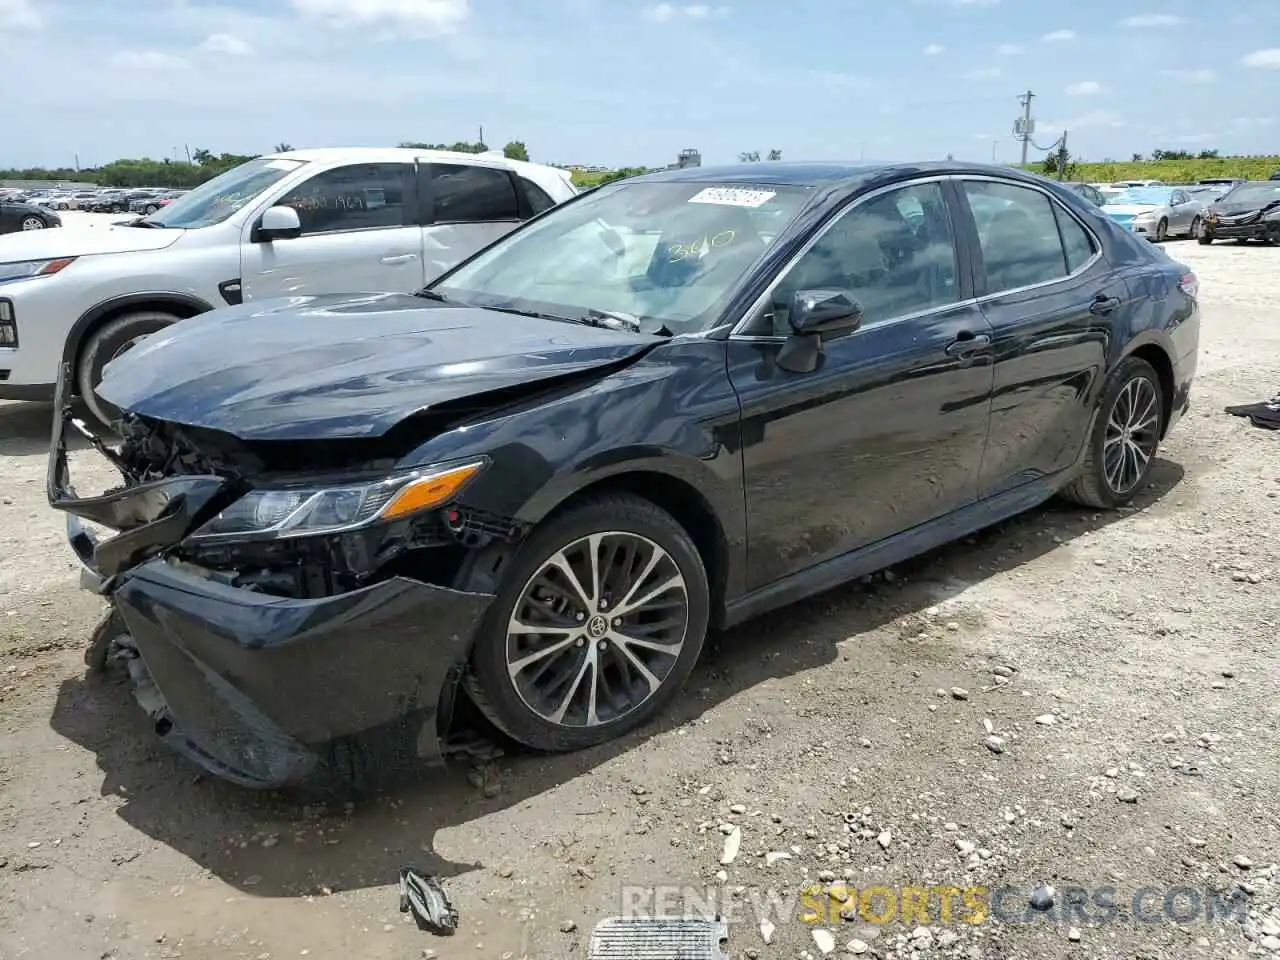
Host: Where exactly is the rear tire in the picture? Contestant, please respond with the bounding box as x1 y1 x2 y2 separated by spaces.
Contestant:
1061 356 1164 510
1188 216 1201 239
77 311 179 429
1197 231 1213 245
462 493 709 752
1155 218 1168 242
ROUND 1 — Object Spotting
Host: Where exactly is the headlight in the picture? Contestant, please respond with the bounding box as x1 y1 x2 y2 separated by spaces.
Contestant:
0 257 76 284
189 459 487 542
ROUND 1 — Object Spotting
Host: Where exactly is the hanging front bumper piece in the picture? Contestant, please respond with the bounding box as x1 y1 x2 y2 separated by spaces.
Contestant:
46 363 495 790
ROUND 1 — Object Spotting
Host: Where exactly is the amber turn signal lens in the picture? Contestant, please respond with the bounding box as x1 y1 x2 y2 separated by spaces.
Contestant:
379 461 485 520
40 258 77 276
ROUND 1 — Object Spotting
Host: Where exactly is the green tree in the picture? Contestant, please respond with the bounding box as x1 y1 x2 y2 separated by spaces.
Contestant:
766 149 783 161
398 141 488 153
274 142 293 152
191 147 213 165
739 150 761 162
503 140 529 161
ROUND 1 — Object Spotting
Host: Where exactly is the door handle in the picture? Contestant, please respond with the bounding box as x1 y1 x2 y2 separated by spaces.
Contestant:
944 332 992 358
1089 294 1122 315
380 253 419 265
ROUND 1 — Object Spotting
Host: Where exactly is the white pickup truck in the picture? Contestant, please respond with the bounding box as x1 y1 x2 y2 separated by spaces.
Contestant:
0 147 577 424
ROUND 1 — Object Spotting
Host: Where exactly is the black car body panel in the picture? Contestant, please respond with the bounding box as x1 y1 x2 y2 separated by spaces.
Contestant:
95 293 661 440
0 200 61 233
50 160 1200 789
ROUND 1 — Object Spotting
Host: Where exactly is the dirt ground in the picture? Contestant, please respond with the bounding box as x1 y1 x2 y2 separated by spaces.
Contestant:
1 241 1277 960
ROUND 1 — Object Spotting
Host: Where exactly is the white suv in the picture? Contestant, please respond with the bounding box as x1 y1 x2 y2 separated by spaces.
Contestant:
0 147 577 424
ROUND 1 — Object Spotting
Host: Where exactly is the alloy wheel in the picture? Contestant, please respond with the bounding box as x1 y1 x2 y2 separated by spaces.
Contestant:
1103 376 1160 495
505 532 690 728
107 335 149 364
21 217 45 230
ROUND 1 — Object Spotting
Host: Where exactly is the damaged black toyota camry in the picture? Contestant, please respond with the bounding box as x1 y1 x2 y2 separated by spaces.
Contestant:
48 161 1199 791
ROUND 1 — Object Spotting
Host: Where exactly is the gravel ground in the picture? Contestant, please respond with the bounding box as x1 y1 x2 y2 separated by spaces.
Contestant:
1 240 1278 960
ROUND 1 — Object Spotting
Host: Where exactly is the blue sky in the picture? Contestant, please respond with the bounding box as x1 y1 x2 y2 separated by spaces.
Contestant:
1 0 1278 170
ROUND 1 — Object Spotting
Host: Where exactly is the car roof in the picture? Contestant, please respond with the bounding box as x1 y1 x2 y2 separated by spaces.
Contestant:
269 146 564 176
627 160 1073 192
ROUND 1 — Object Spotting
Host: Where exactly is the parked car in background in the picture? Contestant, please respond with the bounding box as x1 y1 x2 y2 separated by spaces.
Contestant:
1064 182 1106 206
86 190 133 213
0 147 578 425
128 191 171 215
1198 180 1280 244
1269 170 1280 180
1 199 62 234
1197 178 1243 189
47 160 1199 790
1101 186 1205 240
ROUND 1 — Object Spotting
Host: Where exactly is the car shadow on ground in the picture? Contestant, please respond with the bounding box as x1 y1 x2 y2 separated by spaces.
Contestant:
46 458 1185 899
0 400 99 458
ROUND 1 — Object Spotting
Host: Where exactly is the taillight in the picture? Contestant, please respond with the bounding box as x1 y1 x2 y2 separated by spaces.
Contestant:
1178 272 1199 299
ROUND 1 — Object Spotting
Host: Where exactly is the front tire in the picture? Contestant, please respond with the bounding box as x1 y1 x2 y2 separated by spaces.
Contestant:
1155 218 1168 242
1188 216 1201 239
77 311 178 429
1061 357 1163 510
21 216 45 230
464 493 709 752
1198 231 1213 245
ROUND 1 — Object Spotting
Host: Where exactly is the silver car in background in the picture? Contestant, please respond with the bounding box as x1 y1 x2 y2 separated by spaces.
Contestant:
1100 186 1207 241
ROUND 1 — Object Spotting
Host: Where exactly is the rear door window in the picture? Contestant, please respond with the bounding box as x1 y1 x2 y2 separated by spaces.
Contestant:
962 180 1071 294
430 163 520 223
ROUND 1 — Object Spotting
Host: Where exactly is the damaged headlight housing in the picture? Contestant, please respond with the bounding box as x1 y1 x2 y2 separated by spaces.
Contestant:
0 257 77 284
189 459 487 541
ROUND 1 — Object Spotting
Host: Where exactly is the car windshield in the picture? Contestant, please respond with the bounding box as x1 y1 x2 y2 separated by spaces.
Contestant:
433 179 815 334
140 157 306 229
1221 183 1280 204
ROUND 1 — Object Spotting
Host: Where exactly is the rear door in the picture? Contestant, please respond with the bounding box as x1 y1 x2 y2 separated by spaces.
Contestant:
240 161 424 300
0 204 14 233
955 177 1127 498
419 160 524 280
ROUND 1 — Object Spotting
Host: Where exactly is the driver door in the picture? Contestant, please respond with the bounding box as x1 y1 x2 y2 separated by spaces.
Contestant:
726 179 995 589
239 161 425 301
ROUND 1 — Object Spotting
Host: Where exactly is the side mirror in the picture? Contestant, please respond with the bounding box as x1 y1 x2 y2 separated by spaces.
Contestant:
253 205 302 242
776 289 862 374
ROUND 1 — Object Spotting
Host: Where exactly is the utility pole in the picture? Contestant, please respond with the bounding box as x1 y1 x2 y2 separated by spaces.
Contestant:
1057 130 1069 180
1017 90 1034 169
478 125 485 148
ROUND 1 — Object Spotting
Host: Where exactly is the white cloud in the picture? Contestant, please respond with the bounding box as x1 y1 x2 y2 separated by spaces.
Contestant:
0 0 40 29
1041 29 1075 41
924 43 944 55
642 3 728 20
107 50 189 71
963 67 1001 79
1121 14 1184 27
996 43 1023 55
290 0 469 32
1066 80 1106 95
1241 48 1280 68
1161 68 1215 82
201 33 253 56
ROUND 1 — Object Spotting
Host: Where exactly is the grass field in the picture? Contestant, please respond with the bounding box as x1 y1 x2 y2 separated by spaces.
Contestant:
571 156 1280 188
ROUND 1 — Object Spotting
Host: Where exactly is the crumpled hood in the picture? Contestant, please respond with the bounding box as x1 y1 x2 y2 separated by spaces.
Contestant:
0 221 181 260
97 293 658 440
1210 199 1279 216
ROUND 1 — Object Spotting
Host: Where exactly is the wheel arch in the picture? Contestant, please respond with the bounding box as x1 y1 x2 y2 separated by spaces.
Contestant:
1122 337 1176 438
61 291 215 388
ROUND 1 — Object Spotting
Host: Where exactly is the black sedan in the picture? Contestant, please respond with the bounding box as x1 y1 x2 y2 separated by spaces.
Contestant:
0 199 61 233
1198 180 1280 244
48 160 1200 791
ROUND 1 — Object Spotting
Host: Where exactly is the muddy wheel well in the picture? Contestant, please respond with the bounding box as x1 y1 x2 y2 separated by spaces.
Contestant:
1129 343 1175 437
549 471 732 627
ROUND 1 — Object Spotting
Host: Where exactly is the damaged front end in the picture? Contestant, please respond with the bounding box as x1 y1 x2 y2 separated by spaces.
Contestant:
47 363 506 791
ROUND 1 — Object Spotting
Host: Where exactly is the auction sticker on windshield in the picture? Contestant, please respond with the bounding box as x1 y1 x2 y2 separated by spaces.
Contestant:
688 187 777 208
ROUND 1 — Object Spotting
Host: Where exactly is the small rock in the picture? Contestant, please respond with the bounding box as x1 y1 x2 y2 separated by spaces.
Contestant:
950 687 970 700
497 866 514 878
812 929 836 954
992 665 1016 677
858 738 872 749
1067 926 1081 942
1035 714 1056 725
729 804 747 815
765 851 792 866
984 735 1005 754
760 919 775 944
937 930 959 948
1030 884 1055 910
559 920 577 933
422 950 438 959
721 826 742 865
1104 767 1120 778
261 836 279 848
1117 788 1139 804
1259 936 1280 952
846 939 869 955
955 839 976 855
876 830 892 850
1231 854 1253 869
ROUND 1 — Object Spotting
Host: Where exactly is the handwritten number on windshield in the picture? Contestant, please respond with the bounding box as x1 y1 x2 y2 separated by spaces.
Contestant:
668 229 736 263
